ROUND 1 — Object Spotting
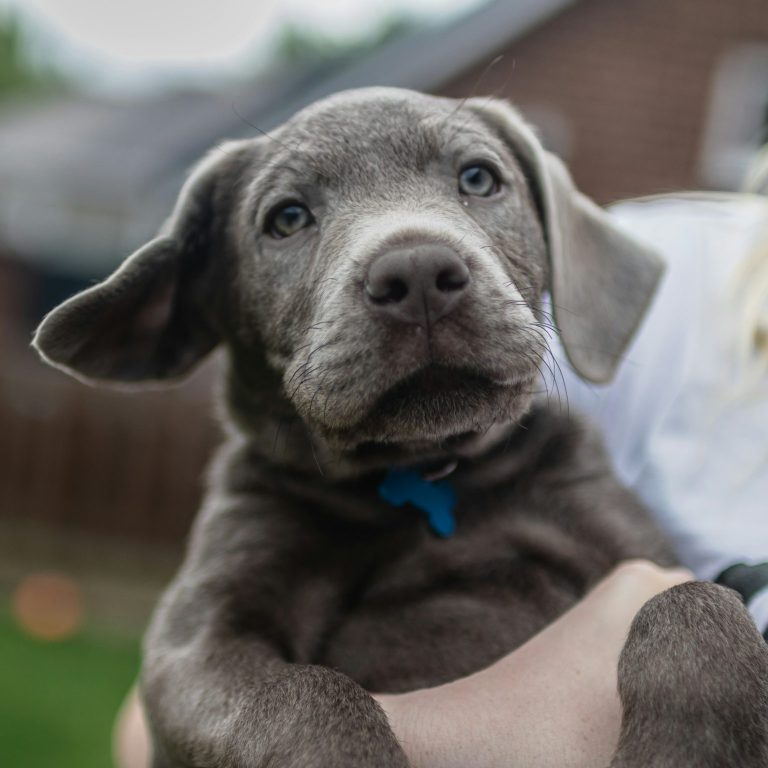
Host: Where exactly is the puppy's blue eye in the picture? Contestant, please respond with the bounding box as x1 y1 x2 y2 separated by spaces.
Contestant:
458 165 499 197
267 203 313 238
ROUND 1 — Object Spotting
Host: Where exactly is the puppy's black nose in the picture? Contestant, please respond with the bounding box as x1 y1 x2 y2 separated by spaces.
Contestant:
364 244 470 327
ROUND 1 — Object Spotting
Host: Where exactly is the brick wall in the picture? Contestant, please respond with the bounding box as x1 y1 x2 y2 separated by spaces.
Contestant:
440 0 768 203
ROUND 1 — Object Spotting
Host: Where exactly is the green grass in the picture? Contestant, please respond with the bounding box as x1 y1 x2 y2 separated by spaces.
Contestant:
0 614 140 768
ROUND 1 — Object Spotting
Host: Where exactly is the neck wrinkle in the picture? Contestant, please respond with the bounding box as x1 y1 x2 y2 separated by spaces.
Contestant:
221 353 553 510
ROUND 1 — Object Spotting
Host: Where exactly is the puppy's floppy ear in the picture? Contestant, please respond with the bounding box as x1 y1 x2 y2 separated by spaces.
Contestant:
34 140 254 385
466 98 664 383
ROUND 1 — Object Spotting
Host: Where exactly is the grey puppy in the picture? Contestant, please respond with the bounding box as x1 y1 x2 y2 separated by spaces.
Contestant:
35 88 768 767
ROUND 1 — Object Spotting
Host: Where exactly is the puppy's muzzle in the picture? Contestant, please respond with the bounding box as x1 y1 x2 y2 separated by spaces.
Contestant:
363 243 470 328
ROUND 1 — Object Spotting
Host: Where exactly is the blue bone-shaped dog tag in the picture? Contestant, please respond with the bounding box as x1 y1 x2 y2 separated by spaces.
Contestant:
379 469 457 537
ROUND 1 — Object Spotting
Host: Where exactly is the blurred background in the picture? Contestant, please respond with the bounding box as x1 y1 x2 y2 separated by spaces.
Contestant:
1 0 767 764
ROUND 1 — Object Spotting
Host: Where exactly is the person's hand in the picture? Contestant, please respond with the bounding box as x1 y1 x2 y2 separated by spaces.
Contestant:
114 686 152 768
374 560 692 768
113 560 691 768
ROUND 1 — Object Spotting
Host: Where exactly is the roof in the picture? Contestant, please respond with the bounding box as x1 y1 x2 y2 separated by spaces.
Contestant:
0 0 576 277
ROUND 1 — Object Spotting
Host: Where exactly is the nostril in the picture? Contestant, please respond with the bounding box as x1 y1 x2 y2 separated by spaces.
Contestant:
367 277 408 304
385 278 408 303
435 266 469 293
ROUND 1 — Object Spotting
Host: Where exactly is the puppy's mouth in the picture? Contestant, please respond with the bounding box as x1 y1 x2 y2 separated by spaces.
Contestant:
371 365 499 415
340 363 533 444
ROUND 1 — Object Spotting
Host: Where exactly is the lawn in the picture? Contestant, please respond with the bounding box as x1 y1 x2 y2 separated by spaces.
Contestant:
0 614 141 768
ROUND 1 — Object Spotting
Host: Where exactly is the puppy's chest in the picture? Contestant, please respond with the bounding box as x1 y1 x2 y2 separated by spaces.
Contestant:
304 503 587 693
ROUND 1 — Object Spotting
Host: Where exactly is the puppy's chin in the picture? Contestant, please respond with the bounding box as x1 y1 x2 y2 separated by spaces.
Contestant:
321 365 538 449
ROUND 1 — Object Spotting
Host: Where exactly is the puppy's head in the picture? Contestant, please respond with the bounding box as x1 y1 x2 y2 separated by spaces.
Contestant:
34 88 662 467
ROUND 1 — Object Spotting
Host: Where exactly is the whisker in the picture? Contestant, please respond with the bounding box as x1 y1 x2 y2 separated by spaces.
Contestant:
231 103 331 180
231 104 294 152
446 55 506 122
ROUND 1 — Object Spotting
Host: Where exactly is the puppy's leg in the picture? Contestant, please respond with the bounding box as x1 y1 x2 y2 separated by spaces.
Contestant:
143 616 409 768
610 582 768 768
141 498 409 768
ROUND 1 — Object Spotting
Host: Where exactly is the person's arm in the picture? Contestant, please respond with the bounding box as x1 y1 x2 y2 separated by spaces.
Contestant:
375 560 692 768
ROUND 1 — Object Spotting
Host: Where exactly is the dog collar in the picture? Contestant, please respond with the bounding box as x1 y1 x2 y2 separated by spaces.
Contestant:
378 466 458 537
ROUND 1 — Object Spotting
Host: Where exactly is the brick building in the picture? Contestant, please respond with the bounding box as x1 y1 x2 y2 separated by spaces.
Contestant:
439 0 768 202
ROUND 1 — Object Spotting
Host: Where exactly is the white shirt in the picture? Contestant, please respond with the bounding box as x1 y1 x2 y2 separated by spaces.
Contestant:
548 194 768 629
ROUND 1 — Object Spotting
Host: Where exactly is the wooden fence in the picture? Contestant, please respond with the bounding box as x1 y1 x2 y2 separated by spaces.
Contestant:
0 347 218 544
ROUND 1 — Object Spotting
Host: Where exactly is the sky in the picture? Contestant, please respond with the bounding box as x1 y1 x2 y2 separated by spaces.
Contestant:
1 0 486 93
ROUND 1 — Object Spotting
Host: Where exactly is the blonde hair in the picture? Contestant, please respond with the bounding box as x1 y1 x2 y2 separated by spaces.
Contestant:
701 161 768 482
730 232 768 384
733 149 768 382
743 145 768 197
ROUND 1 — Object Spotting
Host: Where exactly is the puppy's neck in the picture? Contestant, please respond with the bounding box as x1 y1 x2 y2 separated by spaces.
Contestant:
213 387 567 535
221 352 526 480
